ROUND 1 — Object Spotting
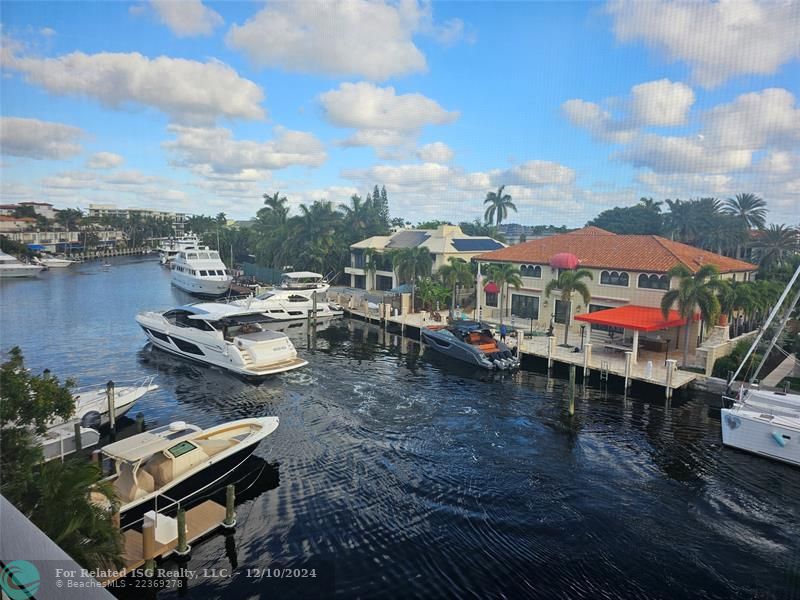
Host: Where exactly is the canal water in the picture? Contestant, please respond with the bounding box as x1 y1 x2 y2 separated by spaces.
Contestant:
1 256 798 599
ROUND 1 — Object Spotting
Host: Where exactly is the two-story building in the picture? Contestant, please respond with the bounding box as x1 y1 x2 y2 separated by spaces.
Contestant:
475 226 758 359
345 225 505 291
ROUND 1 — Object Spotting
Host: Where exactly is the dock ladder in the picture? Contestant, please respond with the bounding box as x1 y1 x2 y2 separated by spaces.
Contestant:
599 360 610 382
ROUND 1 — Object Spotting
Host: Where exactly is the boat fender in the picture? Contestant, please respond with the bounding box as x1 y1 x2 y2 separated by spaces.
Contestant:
772 431 787 447
80 410 102 429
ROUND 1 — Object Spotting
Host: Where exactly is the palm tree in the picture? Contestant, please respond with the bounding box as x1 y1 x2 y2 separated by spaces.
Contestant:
390 247 433 312
544 269 592 346
487 263 523 326
660 264 721 366
752 224 799 268
339 194 369 235
722 193 768 258
483 185 517 226
437 257 474 320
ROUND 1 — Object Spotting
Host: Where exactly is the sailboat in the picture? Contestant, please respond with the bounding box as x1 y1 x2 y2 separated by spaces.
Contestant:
721 264 800 467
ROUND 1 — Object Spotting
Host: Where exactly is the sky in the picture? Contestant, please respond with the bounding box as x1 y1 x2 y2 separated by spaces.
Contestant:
1 0 799 227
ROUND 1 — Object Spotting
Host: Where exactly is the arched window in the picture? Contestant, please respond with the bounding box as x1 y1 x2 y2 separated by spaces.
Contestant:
520 264 541 278
600 271 628 286
638 273 670 290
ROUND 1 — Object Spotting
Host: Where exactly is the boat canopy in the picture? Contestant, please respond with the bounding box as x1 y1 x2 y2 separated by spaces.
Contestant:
101 430 188 463
574 305 691 332
450 320 487 333
282 271 323 280
180 303 265 322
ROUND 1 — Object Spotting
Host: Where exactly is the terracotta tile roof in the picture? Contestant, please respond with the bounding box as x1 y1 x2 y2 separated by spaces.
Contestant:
0 216 36 222
476 226 757 274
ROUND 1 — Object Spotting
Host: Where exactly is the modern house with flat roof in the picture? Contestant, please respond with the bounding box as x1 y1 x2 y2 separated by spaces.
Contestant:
475 226 758 362
345 224 504 291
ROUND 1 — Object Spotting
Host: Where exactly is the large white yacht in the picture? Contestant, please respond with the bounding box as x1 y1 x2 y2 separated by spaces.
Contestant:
171 247 232 297
136 303 308 377
157 234 201 266
230 271 342 321
0 250 44 278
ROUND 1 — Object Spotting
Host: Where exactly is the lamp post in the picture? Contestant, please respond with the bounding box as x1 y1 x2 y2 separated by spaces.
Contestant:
580 325 586 351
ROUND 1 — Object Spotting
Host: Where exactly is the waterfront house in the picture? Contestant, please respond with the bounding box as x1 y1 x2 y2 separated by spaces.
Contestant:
0 216 37 233
475 226 757 361
345 224 504 291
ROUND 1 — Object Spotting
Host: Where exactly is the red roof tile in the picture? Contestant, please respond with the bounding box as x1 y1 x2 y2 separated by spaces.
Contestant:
476 226 757 274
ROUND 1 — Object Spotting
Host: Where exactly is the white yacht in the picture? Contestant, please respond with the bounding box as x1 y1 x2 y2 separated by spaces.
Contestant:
230 271 342 321
98 417 278 527
171 247 232 297
34 255 78 268
721 263 800 467
0 250 44 278
157 234 201 266
136 303 308 377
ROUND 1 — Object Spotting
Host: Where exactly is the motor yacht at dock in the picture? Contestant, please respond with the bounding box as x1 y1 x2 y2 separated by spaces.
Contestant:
98 417 278 527
0 250 44 278
229 271 342 321
34 254 78 268
421 321 520 370
136 303 308 377
171 247 232 297
157 234 201 265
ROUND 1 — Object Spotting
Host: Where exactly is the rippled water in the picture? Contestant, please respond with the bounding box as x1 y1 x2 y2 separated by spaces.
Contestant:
1 256 798 599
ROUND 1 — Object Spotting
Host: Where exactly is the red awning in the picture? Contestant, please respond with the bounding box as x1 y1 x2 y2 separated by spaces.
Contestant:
484 281 499 294
574 305 692 332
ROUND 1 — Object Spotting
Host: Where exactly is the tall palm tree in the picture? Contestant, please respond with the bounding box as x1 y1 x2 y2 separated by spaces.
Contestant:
722 193 768 258
437 257 474 320
752 224 799 268
487 263 523 326
483 185 517 226
660 264 721 367
544 269 592 346
391 247 433 312
339 194 369 235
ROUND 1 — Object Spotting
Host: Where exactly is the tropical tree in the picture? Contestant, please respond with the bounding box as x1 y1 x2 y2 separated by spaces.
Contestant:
437 257 474 320
487 263 523 326
390 246 433 312
55 208 83 231
483 185 517 226
416 277 451 312
458 218 507 243
544 269 592 346
752 224 799 268
660 264 722 366
722 193 767 258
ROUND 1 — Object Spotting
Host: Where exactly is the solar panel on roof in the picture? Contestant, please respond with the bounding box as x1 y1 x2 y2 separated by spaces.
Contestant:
385 231 430 248
451 239 503 251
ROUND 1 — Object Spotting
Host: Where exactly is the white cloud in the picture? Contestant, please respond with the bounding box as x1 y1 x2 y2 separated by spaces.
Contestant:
617 134 752 174
608 0 800 87
497 160 576 186
339 129 415 149
227 0 431 80
164 125 327 176
562 79 694 142
87 152 124 169
417 142 454 163
3 46 265 124
0 116 83 160
150 0 223 37
39 27 56 37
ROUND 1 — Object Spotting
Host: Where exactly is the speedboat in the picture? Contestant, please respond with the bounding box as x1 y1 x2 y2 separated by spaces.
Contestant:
421 320 520 370
34 255 78 268
229 271 342 321
99 417 278 527
171 247 232 297
0 250 43 278
721 262 800 467
136 303 308 377
157 234 201 266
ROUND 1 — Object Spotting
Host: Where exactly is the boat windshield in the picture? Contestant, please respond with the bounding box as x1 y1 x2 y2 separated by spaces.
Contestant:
255 291 276 300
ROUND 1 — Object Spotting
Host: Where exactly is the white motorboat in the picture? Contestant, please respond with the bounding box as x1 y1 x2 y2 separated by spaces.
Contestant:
0 250 43 278
171 247 232 297
157 234 201 266
721 263 800 467
34 255 78 268
38 376 159 461
99 417 278 527
230 271 342 321
136 303 308 377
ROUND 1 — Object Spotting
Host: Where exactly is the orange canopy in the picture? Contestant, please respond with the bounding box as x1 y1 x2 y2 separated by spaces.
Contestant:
574 305 691 332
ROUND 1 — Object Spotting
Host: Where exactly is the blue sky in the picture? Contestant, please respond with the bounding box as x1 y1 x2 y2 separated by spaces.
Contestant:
1 0 798 227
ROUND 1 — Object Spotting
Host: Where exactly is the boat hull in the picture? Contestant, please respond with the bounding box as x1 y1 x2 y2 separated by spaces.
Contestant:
421 329 519 371
721 407 800 467
0 267 42 278
120 441 259 528
171 275 231 297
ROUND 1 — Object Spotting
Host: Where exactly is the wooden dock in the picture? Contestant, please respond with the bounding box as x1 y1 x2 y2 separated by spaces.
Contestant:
99 500 226 585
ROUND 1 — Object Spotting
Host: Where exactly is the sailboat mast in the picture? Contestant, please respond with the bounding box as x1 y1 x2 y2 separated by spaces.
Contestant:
728 264 800 389
749 283 800 384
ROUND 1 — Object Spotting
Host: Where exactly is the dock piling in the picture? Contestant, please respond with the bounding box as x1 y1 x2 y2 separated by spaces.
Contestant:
547 336 555 370
223 484 236 529
73 422 82 453
142 516 156 575
106 380 116 441
568 365 576 415
175 508 191 556
135 412 145 433
624 351 633 389
583 343 592 377
665 359 677 399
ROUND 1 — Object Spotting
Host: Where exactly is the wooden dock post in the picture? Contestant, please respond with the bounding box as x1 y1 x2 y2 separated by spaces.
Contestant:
665 359 677 399
568 364 576 415
546 336 555 369
312 291 317 328
135 412 145 433
106 380 116 441
223 484 236 529
175 508 191 556
583 343 592 377
91 449 101 466
142 517 156 575
516 330 524 357
624 351 633 389
73 422 83 453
